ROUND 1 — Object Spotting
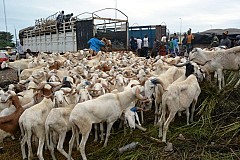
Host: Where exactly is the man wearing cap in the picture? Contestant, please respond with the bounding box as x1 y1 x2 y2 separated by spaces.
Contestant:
234 35 240 46
219 31 231 48
210 33 219 48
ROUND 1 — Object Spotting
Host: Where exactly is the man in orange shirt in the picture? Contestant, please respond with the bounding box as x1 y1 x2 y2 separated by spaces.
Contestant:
186 28 194 53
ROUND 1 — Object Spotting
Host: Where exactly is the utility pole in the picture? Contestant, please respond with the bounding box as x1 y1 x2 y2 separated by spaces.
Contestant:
3 0 8 32
115 0 117 19
179 18 182 46
114 0 117 32
14 25 18 48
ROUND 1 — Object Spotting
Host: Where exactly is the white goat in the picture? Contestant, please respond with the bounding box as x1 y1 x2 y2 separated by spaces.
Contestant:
0 89 13 112
124 106 141 130
68 85 146 160
8 59 32 71
54 88 77 107
158 75 201 142
144 66 185 125
90 82 106 97
45 88 92 160
19 84 54 160
189 46 240 89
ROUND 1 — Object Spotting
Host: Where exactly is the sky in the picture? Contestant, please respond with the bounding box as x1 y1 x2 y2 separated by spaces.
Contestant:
1 0 240 40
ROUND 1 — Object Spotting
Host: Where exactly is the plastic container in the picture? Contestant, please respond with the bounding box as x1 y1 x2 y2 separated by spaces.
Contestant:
118 142 139 154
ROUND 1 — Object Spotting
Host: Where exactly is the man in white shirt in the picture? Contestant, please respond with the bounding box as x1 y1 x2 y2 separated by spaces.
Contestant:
161 35 167 43
142 35 149 57
136 37 142 56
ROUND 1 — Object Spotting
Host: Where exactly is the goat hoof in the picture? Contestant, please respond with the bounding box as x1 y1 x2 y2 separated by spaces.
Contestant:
0 147 4 154
164 142 173 152
103 144 107 148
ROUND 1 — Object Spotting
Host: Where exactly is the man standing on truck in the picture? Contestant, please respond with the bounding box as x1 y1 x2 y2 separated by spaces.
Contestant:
56 10 65 31
88 34 105 56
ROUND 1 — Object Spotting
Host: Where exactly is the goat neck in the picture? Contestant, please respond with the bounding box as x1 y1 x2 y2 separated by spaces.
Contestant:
11 95 22 110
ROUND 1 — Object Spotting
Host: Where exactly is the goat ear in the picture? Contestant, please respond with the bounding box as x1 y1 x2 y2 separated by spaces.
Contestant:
174 62 188 67
77 94 81 103
150 78 160 85
123 77 129 85
102 87 106 94
151 78 166 90
131 84 137 88
88 93 92 100
53 97 57 107
191 48 198 53
102 84 110 92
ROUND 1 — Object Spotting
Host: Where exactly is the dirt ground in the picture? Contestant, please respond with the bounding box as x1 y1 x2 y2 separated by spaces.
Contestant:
0 68 18 89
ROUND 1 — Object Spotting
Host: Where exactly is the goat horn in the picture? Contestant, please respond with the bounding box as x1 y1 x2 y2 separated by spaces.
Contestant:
102 84 110 92
1 94 11 103
28 86 37 90
71 91 78 95
19 79 30 85
174 62 189 67
35 83 45 90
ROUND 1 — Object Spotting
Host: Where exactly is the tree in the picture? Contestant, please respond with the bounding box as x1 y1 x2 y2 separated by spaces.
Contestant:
0 31 15 48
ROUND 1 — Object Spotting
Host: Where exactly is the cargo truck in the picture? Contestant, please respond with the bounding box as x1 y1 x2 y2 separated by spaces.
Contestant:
19 8 129 53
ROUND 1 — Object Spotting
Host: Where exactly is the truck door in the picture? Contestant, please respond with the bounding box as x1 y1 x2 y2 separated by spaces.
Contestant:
76 20 94 50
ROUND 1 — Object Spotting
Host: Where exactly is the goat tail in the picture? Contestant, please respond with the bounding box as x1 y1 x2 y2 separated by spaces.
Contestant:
161 93 167 122
19 117 25 139
68 121 78 158
45 122 51 149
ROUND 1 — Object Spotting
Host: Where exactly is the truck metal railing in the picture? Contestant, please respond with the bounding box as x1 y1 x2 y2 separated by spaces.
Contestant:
20 8 128 38
21 20 77 37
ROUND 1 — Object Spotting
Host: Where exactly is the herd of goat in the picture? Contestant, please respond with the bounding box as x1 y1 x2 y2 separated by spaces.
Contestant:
0 45 240 160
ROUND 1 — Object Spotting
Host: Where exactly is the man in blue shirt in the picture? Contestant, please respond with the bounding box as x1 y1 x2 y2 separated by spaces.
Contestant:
88 34 105 55
172 37 179 57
